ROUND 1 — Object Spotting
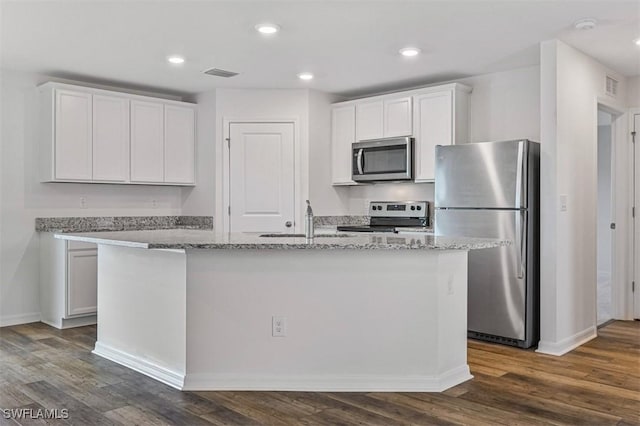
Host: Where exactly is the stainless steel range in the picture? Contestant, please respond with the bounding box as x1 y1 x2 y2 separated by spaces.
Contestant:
337 201 429 233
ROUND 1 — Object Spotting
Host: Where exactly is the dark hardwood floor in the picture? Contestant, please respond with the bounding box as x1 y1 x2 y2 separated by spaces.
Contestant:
0 321 638 425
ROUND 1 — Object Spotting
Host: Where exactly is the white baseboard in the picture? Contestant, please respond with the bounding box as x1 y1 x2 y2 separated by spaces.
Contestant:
536 326 597 356
0 312 40 327
93 341 185 390
41 315 97 330
183 365 472 392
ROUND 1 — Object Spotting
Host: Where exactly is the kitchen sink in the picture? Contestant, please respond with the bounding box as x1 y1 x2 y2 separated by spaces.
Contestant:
259 233 354 238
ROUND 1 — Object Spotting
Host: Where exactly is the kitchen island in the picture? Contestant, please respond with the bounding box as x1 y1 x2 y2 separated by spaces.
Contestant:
55 230 507 392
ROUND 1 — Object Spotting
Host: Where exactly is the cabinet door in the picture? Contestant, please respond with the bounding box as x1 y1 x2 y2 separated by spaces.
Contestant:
413 91 453 182
67 250 97 317
55 90 92 180
384 96 412 137
331 105 356 185
164 105 195 184
355 100 383 141
93 95 129 181
131 100 164 182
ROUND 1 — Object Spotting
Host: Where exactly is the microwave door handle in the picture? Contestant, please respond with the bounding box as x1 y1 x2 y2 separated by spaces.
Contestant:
357 148 364 175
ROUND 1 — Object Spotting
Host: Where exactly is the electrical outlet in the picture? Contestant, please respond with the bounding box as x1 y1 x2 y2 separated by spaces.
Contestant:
80 196 87 209
152 199 158 209
272 316 287 337
559 194 568 212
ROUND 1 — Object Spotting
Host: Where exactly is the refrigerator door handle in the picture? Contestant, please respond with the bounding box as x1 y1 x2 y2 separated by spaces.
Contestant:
515 210 526 279
515 141 524 208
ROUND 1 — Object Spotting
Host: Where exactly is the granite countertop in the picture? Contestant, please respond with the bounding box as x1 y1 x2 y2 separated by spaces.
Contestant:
36 216 213 233
54 229 509 251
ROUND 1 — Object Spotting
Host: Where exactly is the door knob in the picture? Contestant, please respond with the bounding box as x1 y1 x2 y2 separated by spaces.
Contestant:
285 221 292 228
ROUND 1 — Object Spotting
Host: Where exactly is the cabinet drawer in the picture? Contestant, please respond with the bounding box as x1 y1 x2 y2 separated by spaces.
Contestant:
68 240 97 251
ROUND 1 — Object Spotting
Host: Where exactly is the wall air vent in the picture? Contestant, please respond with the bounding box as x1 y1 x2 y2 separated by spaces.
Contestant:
203 68 239 78
605 75 618 97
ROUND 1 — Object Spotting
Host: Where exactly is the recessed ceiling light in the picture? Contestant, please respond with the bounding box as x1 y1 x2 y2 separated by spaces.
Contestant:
255 23 280 34
574 18 597 30
635 37 640 46
298 72 314 81
167 55 185 64
399 47 421 57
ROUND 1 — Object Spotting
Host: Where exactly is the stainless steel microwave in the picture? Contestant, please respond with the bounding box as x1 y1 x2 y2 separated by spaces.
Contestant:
352 137 413 182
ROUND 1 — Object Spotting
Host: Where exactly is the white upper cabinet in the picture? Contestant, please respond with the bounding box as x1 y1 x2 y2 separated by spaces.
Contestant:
54 90 93 180
331 83 470 184
130 100 165 183
383 96 412 137
331 104 356 185
355 95 413 141
92 94 129 182
39 82 196 186
355 100 383 141
413 86 470 182
164 105 196 184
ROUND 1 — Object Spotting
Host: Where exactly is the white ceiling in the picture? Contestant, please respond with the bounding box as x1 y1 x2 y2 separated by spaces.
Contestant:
1 0 639 98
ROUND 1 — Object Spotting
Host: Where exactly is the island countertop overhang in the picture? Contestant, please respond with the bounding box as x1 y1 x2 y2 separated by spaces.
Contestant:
54 229 509 250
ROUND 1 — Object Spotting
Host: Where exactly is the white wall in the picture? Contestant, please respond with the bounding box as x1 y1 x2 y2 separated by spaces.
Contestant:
181 90 216 216
538 40 630 355
0 69 184 326
459 65 540 143
627 75 640 108
307 90 351 216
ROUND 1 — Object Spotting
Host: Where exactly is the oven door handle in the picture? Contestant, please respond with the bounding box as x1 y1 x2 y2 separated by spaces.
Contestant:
356 148 364 175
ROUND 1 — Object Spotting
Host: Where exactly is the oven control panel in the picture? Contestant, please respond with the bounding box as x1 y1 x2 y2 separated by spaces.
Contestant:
368 201 429 218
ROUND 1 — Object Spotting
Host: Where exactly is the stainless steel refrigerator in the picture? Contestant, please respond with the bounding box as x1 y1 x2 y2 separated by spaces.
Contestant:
434 139 539 348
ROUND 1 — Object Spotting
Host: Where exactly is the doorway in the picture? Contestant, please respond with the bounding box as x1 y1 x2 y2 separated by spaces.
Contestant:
227 122 295 233
597 109 614 325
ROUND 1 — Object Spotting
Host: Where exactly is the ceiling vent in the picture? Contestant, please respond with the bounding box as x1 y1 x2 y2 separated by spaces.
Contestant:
605 75 618 98
203 68 239 78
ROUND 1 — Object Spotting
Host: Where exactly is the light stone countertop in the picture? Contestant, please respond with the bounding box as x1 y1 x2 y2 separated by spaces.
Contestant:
54 229 509 251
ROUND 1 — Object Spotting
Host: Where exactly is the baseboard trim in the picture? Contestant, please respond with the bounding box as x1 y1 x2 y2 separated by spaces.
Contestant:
0 312 41 327
536 326 597 356
93 341 185 390
183 365 472 392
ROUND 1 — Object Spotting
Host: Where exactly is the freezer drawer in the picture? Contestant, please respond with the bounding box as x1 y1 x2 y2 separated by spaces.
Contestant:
435 208 528 341
435 140 529 209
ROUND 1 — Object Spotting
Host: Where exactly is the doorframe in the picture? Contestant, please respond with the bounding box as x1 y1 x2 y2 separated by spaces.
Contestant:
597 99 634 320
217 118 304 234
630 108 640 319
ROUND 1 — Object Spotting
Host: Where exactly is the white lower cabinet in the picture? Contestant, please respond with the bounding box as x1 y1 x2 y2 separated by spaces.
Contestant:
40 234 98 329
67 249 98 317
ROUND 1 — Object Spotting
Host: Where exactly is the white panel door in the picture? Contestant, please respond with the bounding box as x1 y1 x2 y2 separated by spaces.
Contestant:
229 122 295 233
384 96 412 137
413 91 453 182
356 100 383 141
92 95 129 181
634 113 640 319
131 100 164 183
164 105 195 184
55 90 92 180
67 249 98 317
331 105 356 185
